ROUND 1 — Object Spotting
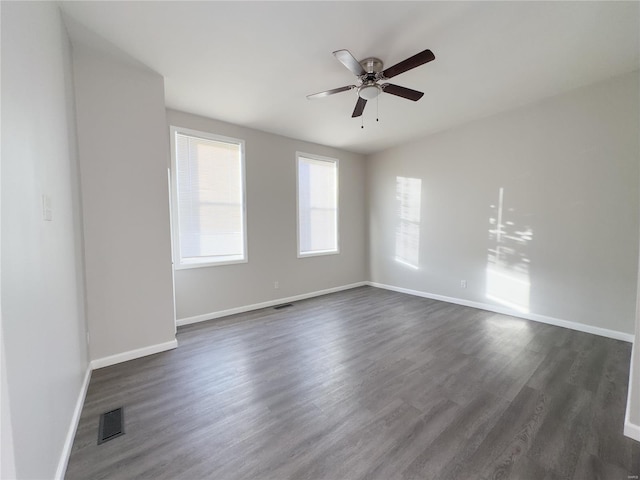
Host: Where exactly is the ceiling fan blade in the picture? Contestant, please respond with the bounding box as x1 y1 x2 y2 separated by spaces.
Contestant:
307 85 355 100
352 97 367 117
381 84 424 101
333 49 366 77
382 49 435 79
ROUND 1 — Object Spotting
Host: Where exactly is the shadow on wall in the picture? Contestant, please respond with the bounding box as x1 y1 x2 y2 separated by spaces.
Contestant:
486 187 533 313
395 176 422 270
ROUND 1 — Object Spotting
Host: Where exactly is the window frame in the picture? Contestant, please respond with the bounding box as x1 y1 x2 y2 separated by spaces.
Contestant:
170 125 248 269
296 151 340 258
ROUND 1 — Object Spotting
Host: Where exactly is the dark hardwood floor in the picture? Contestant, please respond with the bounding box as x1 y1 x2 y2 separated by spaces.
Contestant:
65 286 640 479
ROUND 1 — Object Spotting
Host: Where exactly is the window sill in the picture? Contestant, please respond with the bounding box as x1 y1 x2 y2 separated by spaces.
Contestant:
297 250 340 259
175 256 247 269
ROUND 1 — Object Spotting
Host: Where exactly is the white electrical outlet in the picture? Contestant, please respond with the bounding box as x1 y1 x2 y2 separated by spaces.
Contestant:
274 281 279 289
461 280 467 289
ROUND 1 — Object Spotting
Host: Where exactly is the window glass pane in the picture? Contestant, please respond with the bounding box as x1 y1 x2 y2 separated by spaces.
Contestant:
297 155 338 256
173 129 245 266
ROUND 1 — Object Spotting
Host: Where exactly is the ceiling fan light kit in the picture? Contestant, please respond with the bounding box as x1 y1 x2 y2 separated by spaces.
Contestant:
358 84 381 100
307 48 435 121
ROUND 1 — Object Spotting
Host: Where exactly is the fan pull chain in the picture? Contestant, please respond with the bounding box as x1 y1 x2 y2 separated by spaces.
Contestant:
376 95 379 122
361 115 364 129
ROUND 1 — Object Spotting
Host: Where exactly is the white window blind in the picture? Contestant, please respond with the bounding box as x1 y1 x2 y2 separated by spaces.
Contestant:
297 154 338 257
171 127 246 267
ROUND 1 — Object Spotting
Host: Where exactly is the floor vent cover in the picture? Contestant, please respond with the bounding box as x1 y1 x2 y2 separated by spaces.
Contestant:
98 407 124 445
273 303 293 310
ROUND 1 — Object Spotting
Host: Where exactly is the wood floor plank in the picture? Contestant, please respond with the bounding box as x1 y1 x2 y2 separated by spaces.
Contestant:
572 451 631 480
65 286 639 479
585 338 640 472
400 390 509 480
451 385 550 480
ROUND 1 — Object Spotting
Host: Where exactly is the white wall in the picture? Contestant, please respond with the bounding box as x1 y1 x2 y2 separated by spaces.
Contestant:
1 333 16 479
631 338 640 424
72 45 176 361
628 276 640 439
1 2 89 477
167 110 367 321
368 71 639 336
627 174 640 439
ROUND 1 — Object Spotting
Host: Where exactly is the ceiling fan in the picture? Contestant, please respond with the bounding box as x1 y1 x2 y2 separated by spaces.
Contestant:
307 48 435 118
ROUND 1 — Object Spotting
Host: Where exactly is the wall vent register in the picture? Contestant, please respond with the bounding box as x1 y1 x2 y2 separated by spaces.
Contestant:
98 407 125 445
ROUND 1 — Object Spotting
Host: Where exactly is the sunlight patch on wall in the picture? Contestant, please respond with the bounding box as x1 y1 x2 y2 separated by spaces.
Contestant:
395 176 422 269
486 187 533 313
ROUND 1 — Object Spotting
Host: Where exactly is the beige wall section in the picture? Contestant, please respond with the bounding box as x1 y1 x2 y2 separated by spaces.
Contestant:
167 110 367 320
368 71 639 336
1 2 89 478
73 46 176 360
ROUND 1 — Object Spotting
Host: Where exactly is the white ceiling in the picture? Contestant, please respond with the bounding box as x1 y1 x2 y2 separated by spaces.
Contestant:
60 1 639 155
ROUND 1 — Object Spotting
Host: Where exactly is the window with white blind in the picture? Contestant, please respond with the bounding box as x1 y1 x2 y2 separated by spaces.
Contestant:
170 126 247 268
296 153 339 257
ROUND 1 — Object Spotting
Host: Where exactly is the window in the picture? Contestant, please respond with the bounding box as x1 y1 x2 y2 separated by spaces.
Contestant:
170 126 247 268
297 153 339 257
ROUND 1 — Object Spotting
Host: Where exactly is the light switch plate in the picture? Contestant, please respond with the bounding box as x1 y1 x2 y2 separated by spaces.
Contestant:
42 194 52 221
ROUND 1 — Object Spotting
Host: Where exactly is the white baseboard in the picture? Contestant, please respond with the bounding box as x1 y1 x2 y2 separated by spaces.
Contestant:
366 282 635 343
90 339 178 370
624 419 640 442
177 281 367 327
55 365 91 480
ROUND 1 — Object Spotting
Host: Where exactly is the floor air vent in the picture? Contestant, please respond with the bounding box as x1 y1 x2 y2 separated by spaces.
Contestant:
273 303 293 310
98 407 124 445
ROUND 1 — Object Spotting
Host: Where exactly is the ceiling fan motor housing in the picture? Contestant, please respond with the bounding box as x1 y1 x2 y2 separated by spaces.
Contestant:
360 57 384 74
